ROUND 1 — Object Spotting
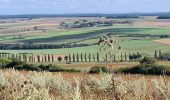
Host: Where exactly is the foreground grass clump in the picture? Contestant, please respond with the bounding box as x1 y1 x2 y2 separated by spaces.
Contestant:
118 56 170 75
0 69 170 100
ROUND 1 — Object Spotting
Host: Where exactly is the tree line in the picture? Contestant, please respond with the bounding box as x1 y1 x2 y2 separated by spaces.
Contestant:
0 52 145 63
0 50 168 63
0 43 97 50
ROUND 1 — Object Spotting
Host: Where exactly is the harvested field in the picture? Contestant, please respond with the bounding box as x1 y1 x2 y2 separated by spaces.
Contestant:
154 38 170 45
134 20 170 27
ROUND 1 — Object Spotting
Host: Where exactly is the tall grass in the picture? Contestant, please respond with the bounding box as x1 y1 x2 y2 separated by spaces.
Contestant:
0 69 170 100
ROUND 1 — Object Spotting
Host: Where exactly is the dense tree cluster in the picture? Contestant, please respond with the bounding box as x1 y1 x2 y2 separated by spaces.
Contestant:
157 16 170 19
0 43 97 50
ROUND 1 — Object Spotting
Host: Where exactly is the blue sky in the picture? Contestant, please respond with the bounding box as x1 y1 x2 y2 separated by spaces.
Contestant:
0 0 170 15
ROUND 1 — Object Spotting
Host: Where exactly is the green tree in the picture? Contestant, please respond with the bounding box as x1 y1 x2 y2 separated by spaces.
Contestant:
42 57 44 62
77 54 79 62
121 53 123 62
80 53 83 62
125 53 127 61
114 54 116 62
64 56 69 62
96 52 100 62
48 54 51 62
44 54 47 62
140 56 156 65
89 53 91 62
105 54 108 61
51 54 54 62
58 56 62 62
159 50 162 58
85 53 87 62
154 50 157 58
73 54 75 62
37 55 40 62
69 54 71 62
93 54 96 61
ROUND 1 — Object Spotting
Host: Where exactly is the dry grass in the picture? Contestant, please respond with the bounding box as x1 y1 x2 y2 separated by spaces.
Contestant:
0 69 170 100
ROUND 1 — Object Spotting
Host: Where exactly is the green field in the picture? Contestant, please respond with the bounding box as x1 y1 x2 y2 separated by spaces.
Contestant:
1 17 170 56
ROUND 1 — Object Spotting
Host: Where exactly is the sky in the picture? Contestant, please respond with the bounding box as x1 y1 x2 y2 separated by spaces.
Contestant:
0 0 170 15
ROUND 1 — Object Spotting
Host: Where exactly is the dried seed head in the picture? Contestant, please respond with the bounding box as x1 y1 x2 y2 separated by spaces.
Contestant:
110 40 113 43
29 81 32 84
1 86 5 90
13 89 16 92
21 85 24 88
24 81 28 85
10 90 13 94
118 46 122 50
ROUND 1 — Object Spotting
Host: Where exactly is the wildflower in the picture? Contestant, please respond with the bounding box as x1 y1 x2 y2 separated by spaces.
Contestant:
29 81 32 84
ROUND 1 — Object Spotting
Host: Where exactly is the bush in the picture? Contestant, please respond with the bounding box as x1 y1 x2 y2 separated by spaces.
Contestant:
118 64 170 75
89 66 108 74
0 58 12 68
49 66 65 72
0 58 11 64
117 56 170 75
158 52 170 61
38 64 50 71
140 56 156 65
129 53 142 61
14 65 23 70
49 65 81 73
5 59 25 68
65 69 81 73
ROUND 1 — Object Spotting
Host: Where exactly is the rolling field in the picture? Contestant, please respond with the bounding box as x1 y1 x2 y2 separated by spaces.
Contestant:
1 16 170 100
0 16 170 56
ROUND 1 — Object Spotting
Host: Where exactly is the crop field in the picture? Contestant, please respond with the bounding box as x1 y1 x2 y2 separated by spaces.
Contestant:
0 16 170 57
0 16 170 99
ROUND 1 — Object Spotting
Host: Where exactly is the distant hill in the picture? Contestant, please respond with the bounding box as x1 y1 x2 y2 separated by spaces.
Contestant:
0 12 170 19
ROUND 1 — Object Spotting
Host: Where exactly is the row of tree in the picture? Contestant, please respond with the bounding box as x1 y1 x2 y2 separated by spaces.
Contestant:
0 52 144 63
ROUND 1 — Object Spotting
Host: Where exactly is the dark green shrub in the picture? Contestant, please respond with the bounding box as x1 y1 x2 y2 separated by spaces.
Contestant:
158 52 170 61
0 58 11 68
89 66 108 74
14 65 23 70
140 56 156 65
118 64 170 75
22 64 39 71
58 56 62 62
49 66 65 72
64 69 81 73
14 64 39 71
5 59 25 68
38 64 50 71
49 66 81 73
129 53 142 61
0 58 11 64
